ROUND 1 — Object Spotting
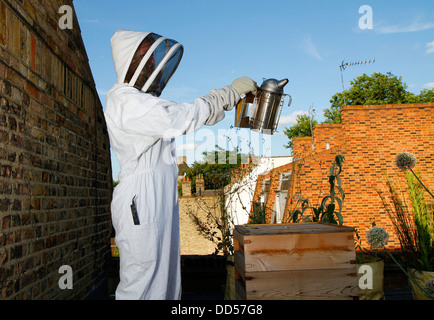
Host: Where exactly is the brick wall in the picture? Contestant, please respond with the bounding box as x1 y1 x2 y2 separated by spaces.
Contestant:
179 194 222 255
253 102 434 251
313 123 343 153
292 136 313 159
340 103 434 249
0 0 112 299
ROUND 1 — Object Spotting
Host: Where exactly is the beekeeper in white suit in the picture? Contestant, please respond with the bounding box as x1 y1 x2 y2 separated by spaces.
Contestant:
104 29 257 300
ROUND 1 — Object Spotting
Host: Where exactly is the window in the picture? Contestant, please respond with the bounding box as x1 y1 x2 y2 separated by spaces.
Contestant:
272 173 291 224
260 178 271 205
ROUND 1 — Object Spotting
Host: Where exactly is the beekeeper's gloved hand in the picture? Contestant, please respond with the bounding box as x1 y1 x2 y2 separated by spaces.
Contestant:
224 77 257 111
230 77 258 97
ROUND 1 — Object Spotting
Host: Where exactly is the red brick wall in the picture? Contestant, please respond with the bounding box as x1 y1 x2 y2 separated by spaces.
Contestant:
253 102 434 251
0 0 112 299
313 124 344 153
340 103 434 250
292 136 313 159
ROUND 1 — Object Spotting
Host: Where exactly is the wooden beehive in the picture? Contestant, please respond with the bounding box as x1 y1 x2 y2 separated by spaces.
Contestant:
234 222 358 300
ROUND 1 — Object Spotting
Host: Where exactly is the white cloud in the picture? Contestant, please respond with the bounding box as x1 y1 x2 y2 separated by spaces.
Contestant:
377 18 434 34
424 82 434 89
426 41 434 54
278 110 308 126
302 36 323 61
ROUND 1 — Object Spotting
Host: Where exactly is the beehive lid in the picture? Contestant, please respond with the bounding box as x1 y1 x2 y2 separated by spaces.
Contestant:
235 222 355 236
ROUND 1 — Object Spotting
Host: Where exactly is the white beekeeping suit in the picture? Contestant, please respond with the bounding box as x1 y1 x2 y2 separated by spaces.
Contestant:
104 29 257 300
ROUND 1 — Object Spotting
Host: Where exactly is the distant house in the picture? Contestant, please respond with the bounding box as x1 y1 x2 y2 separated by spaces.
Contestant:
251 102 434 250
225 156 293 226
178 156 293 255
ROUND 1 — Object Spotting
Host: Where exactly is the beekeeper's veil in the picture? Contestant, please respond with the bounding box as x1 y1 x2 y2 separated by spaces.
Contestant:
111 30 183 96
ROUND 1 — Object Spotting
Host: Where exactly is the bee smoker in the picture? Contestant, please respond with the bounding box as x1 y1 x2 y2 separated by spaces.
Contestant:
234 78 291 134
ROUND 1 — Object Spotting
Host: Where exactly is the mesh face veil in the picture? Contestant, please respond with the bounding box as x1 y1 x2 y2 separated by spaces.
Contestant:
123 32 183 96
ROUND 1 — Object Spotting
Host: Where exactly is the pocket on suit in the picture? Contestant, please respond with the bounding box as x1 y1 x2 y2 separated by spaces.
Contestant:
131 222 158 266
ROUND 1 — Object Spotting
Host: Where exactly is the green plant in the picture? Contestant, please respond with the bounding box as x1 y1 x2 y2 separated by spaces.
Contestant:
283 113 318 151
289 154 345 225
406 172 434 270
378 153 434 272
248 202 266 224
376 152 434 299
323 72 434 124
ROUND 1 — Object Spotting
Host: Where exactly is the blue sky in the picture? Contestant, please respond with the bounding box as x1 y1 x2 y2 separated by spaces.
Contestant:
73 0 434 180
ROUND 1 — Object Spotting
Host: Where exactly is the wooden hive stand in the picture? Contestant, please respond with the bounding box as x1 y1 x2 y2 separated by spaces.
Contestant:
234 222 358 300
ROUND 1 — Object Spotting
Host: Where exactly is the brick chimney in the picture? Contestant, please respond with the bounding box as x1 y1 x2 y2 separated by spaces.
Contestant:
196 174 205 196
181 176 192 196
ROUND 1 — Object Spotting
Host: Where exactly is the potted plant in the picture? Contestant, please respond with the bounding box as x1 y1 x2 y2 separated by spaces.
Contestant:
377 152 434 300
355 222 386 300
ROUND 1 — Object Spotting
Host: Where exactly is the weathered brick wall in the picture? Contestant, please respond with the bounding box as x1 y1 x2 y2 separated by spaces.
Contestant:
0 0 112 299
254 102 434 251
179 194 222 255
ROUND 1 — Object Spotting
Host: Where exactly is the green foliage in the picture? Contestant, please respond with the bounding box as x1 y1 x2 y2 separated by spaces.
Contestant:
282 114 317 151
407 172 434 271
323 72 434 124
249 202 266 224
184 146 249 192
289 154 345 225
378 171 434 271
323 106 341 124
417 88 434 102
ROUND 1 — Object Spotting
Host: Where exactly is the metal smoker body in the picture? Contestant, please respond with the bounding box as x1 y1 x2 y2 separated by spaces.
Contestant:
235 78 291 134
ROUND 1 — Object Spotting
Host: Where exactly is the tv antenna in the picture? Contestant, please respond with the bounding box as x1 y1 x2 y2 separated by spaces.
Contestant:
308 104 316 150
339 59 375 105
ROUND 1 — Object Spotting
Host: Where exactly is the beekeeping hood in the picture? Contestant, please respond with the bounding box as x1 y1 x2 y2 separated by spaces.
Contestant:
111 29 183 96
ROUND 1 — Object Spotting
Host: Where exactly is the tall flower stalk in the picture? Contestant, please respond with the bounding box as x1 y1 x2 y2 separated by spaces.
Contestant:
395 152 434 199
377 152 434 299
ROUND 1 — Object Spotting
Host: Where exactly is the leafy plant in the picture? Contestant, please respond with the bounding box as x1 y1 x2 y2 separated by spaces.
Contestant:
323 72 434 124
376 151 434 298
289 154 345 225
378 170 434 272
406 172 434 270
282 114 317 151
249 202 266 224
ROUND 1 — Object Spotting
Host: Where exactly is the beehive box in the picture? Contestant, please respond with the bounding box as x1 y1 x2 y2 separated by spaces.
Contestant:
234 222 358 300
